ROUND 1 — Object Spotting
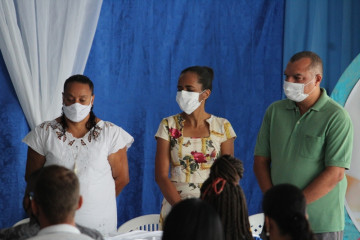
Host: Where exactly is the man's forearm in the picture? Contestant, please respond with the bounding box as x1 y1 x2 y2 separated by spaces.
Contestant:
253 156 273 193
303 166 345 204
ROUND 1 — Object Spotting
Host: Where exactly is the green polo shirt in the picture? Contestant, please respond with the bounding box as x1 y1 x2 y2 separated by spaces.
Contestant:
255 89 353 233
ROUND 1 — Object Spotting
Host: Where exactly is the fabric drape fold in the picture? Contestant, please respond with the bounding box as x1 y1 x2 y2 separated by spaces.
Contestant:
0 0 103 129
283 0 360 94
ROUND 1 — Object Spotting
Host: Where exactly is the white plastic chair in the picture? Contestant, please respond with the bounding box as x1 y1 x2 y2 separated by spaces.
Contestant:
249 213 265 237
13 218 30 227
117 214 161 233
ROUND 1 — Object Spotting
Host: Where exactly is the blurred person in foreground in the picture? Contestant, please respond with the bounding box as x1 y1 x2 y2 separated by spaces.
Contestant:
0 168 103 240
162 198 224 240
262 184 316 240
27 165 95 240
201 155 255 240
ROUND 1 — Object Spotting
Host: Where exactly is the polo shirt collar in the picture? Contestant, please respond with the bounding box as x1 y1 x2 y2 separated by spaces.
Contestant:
285 88 329 112
310 88 329 111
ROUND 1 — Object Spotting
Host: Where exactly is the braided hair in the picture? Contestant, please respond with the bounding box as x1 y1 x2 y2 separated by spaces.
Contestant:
60 75 97 135
262 184 316 240
200 155 253 240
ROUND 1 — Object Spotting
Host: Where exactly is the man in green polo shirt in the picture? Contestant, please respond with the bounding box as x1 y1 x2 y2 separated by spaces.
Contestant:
254 51 353 240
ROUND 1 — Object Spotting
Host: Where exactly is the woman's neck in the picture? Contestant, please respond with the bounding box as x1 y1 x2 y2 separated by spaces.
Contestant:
181 108 210 128
65 115 91 138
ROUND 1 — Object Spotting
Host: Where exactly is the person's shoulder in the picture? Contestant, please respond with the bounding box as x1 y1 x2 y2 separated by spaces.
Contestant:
99 121 128 132
207 115 237 136
98 121 133 142
99 120 117 128
324 97 347 111
268 99 289 109
0 223 32 240
208 115 230 125
31 119 63 134
28 232 93 240
0 220 40 240
162 113 182 122
76 224 104 240
323 97 351 120
159 113 183 126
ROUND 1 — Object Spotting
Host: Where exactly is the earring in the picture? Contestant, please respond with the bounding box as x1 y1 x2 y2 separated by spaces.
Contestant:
266 231 270 237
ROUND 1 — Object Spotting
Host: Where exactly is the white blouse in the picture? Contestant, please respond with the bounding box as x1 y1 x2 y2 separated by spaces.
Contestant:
23 120 134 235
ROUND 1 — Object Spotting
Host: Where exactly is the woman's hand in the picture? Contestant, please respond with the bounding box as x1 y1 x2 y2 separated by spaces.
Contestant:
155 138 181 205
108 147 130 196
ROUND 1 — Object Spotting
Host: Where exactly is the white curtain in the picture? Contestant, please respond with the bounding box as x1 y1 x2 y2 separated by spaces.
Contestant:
0 0 103 129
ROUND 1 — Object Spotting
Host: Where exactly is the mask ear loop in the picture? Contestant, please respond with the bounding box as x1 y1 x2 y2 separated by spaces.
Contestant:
303 78 317 96
199 89 210 103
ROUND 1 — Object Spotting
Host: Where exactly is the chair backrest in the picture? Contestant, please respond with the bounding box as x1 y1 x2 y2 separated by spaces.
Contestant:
118 214 161 233
13 218 30 227
249 213 265 237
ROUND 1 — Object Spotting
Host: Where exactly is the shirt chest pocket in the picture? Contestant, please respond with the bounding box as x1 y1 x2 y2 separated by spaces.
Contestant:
299 135 325 159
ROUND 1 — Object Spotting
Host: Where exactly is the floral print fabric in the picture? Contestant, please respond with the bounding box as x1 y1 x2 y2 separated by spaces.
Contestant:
155 114 236 184
155 114 236 222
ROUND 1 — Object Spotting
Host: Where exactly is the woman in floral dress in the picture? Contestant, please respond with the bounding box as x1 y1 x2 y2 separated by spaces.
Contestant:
155 66 236 223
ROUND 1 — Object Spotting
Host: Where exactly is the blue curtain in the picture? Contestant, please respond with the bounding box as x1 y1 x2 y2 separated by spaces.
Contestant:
283 0 360 94
84 0 285 225
0 0 285 228
0 53 29 227
1 0 359 236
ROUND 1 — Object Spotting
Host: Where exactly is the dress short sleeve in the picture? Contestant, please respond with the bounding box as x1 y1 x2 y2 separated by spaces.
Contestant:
223 119 236 141
209 116 237 143
155 118 170 141
108 123 134 155
22 122 47 156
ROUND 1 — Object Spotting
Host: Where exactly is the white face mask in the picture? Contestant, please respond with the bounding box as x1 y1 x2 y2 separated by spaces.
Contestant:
176 90 205 115
283 80 315 102
63 99 92 122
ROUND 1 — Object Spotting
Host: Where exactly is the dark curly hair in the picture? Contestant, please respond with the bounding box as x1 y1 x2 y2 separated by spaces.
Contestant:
200 155 253 240
262 184 316 240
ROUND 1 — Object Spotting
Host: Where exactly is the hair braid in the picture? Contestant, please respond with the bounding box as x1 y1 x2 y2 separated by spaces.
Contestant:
201 155 253 240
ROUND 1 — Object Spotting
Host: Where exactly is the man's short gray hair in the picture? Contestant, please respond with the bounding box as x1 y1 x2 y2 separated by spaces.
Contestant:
290 51 323 76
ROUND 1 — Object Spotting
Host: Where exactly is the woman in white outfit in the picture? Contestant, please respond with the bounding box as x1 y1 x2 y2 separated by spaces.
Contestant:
23 74 134 235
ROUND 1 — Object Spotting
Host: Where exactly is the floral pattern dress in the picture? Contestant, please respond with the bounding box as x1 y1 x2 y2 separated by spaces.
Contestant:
155 114 236 222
